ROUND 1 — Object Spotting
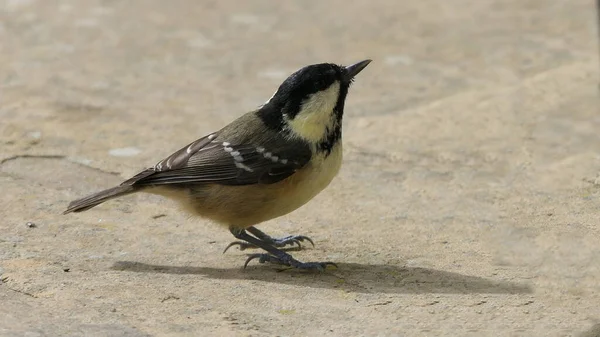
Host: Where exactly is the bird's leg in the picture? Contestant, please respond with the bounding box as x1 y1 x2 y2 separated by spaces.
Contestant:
223 226 314 253
227 227 336 271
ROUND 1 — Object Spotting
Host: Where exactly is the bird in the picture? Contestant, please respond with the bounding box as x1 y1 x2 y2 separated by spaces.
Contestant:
64 59 372 271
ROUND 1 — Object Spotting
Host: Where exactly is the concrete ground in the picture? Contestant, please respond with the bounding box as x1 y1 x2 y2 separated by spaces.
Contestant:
1 0 599 336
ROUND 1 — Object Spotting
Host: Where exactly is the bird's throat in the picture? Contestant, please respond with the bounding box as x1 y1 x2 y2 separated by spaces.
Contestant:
316 123 341 156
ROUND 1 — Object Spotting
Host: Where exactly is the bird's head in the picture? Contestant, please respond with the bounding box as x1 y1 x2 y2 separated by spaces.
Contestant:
258 60 371 147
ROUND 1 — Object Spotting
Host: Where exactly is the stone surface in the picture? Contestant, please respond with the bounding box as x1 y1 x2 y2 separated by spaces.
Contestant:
1 0 599 336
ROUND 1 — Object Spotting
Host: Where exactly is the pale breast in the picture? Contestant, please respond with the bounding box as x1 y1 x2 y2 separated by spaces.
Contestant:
148 143 343 228
276 143 343 216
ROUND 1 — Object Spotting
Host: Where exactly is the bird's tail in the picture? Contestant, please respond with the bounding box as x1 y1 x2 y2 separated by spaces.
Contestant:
63 185 137 214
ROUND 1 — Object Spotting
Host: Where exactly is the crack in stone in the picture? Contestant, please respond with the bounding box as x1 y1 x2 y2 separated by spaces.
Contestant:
0 154 121 176
65 159 121 176
3 285 38 299
0 154 65 165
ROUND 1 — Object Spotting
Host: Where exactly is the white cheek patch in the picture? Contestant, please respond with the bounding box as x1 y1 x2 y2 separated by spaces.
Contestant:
301 82 340 116
286 81 341 142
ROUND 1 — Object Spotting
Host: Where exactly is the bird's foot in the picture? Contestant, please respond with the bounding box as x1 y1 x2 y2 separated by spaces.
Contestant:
226 227 336 271
223 226 314 253
244 252 337 271
223 235 313 253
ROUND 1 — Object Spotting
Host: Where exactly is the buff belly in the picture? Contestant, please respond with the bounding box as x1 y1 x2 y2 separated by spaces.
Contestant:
149 144 343 228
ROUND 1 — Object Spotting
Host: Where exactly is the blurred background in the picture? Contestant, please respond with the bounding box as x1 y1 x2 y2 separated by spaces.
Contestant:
1 0 599 336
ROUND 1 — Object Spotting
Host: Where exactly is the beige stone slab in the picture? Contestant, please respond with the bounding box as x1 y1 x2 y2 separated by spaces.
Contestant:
1 0 599 335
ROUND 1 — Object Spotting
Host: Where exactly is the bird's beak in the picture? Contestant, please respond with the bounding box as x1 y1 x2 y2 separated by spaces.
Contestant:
344 59 372 81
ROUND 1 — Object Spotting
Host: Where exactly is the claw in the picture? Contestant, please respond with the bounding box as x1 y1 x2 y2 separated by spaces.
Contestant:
243 253 338 271
243 254 258 268
273 235 315 250
223 241 250 253
243 253 284 268
289 239 302 250
297 235 315 248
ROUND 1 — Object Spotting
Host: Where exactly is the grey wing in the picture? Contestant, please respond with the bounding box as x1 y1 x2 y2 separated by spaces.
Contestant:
122 131 312 187
120 133 218 184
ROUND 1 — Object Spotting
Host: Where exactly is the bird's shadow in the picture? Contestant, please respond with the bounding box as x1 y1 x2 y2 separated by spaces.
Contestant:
111 260 532 294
